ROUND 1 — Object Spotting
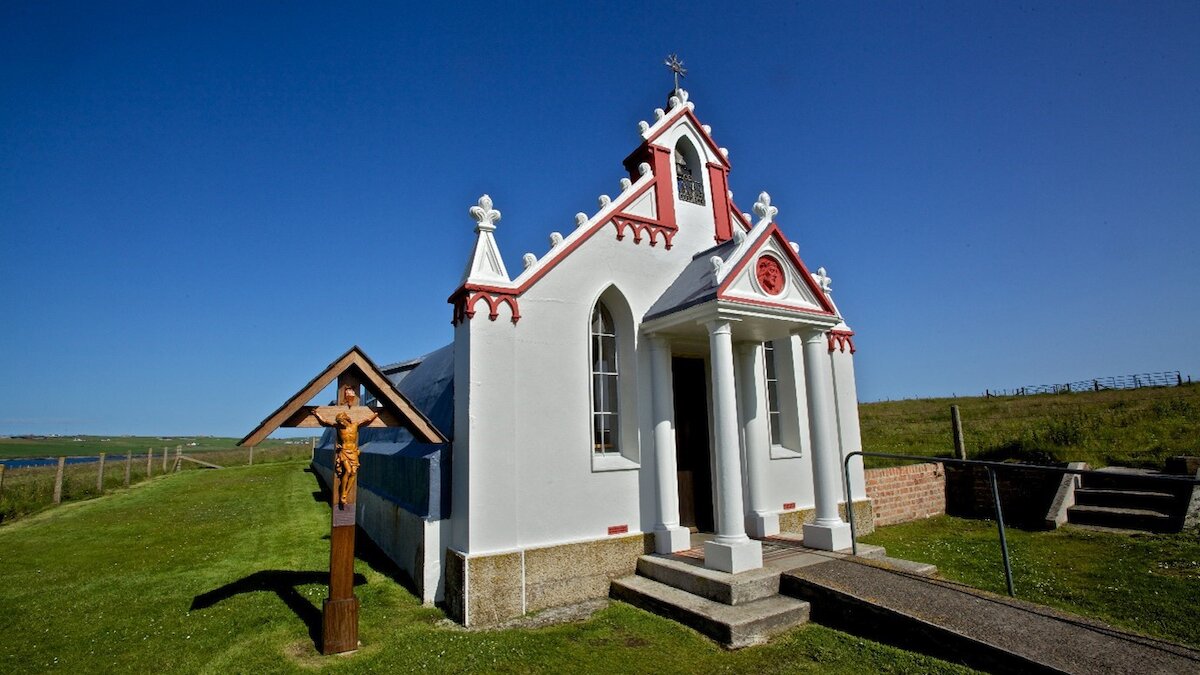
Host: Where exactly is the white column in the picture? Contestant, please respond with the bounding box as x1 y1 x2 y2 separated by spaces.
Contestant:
703 320 763 573
801 329 852 551
649 337 691 554
735 341 778 537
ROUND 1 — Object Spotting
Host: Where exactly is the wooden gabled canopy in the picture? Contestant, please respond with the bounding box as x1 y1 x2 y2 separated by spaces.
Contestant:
238 345 447 447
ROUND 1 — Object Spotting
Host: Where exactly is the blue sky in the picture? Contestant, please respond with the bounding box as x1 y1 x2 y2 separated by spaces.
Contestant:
1 2 1197 436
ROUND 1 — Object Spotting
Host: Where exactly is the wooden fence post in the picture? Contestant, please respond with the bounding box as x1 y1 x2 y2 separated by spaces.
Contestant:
125 452 132 487
162 447 168 472
146 448 153 476
97 453 106 493
53 456 66 504
173 446 182 473
951 405 967 460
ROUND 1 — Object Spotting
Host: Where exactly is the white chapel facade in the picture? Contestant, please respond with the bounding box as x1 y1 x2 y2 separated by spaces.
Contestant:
314 86 870 626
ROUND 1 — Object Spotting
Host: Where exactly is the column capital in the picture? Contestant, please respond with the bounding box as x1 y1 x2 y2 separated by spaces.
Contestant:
647 335 671 353
799 328 828 345
705 319 733 336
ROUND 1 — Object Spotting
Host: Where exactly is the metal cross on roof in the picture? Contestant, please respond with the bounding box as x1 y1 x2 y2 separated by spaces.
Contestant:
664 53 687 93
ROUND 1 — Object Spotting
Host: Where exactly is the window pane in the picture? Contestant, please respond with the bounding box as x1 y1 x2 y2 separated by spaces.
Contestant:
766 380 779 413
593 375 608 413
770 412 782 443
764 343 776 377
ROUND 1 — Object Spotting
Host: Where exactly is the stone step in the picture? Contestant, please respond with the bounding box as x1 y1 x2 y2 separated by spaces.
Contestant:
636 554 780 606
610 575 810 649
1074 487 1177 511
1081 469 1190 497
1067 504 1174 532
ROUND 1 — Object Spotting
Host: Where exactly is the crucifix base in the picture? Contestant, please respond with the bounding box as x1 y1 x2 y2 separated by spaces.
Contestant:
321 596 359 655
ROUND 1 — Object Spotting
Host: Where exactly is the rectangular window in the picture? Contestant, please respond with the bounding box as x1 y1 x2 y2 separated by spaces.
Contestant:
764 342 782 443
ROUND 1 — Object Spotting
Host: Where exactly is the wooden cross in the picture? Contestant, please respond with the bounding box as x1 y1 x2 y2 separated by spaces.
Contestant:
239 346 446 655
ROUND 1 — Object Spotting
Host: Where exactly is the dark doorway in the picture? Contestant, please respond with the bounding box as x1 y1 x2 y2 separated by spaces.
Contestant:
672 357 714 533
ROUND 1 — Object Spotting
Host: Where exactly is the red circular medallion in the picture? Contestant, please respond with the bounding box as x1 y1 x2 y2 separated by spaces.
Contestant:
756 256 785 296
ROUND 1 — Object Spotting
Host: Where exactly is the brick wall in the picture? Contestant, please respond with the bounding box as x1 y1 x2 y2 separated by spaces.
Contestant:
864 463 946 527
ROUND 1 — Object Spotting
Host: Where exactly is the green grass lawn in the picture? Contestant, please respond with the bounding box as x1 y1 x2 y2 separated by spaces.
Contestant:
0 461 972 674
858 383 1200 468
862 516 1200 648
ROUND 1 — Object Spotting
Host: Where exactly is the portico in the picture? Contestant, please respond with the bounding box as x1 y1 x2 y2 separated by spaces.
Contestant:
640 193 855 573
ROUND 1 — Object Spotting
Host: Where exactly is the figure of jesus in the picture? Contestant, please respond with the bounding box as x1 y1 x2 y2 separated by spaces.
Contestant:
313 390 378 507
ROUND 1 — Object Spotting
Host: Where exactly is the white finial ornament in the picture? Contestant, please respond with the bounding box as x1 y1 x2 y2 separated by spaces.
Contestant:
549 232 564 248
702 124 712 134
710 255 725 277
462 194 510 284
575 212 588 228
719 147 729 159
469 194 502 232
789 242 800 255
742 212 753 223
638 120 649 134
732 228 747 245
753 192 778 224
654 108 665 121
638 162 651 176
619 177 632 191
523 253 537 269
814 267 832 293
598 194 611 208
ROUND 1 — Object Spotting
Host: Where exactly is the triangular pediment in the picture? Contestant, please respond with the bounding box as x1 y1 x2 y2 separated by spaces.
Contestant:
239 346 447 447
718 224 837 316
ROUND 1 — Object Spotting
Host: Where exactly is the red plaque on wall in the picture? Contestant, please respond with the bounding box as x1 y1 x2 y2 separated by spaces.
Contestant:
756 256 785 296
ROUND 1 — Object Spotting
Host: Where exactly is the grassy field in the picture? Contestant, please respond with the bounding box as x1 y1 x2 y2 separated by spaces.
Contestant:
0 444 312 524
858 384 1200 468
0 435 309 459
0 460 973 674
862 516 1200 649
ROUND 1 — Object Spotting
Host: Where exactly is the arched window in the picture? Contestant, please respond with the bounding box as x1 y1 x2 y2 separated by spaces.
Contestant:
674 137 705 205
591 303 619 454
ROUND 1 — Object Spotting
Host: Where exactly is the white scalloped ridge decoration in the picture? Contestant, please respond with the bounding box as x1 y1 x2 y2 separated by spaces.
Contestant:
523 253 537 269
598 194 611 208
575 212 588 228
619 177 632 191
638 162 651 176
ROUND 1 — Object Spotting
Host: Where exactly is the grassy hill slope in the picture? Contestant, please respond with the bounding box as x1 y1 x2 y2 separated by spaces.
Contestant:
859 384 1199 468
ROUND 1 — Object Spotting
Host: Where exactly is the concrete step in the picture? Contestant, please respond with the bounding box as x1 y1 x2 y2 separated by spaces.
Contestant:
610 575 810 649
1081 468 1190 497
636 554 780 606
1074 487 1177 511
1067 504 1174 532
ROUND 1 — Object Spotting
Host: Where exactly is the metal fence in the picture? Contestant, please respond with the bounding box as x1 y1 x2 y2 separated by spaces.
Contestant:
986 370 1187 397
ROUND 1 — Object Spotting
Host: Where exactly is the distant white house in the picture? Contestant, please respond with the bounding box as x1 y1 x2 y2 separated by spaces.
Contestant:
314 86 869 626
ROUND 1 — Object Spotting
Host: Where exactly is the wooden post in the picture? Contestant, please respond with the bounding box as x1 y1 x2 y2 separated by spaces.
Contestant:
96 453 106 493
53 456 66 504
173 446 182 473
124 452 132 487
248 445 254 466
162 447 168 472
322 373 364 655
146 448 153 476
951 405 967 460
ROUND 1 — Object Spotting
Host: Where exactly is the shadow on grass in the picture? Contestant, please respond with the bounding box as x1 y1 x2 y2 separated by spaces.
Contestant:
190 570 367 648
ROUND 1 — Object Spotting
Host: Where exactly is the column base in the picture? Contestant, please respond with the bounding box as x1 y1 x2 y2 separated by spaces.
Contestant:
704 538 763 574
746 512 779 539
803 521 852 551
654 526 692 554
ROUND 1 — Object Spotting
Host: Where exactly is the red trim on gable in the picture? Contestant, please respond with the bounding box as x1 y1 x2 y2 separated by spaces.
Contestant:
450 286 521 325
612 214 677 249
828 329 857 354
720 296 837 317
643 104 731 170
707 162 733 243
716 223 838 316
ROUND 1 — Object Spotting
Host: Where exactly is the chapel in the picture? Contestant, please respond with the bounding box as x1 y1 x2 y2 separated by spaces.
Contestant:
312 84 870 626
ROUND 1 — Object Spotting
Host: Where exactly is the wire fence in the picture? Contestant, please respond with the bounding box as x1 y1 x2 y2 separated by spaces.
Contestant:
985 371 1187 397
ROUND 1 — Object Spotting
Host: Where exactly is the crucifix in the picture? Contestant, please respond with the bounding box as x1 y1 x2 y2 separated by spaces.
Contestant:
664 53 687 94
239 346 446 655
